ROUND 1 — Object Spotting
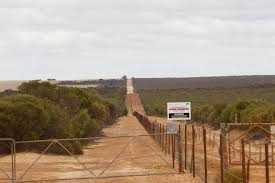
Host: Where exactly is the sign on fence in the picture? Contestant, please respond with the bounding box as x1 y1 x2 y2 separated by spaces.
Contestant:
167 102 191 121
167 123 177 134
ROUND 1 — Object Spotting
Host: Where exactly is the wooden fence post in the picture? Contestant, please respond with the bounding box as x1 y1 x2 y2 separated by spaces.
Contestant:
203 127 207 183
192 124 195 178
272 143 274 169
185 123 187 170
220 134 224 183
162 125 165 152
177 132 183 173
265 143 270 183
172 134 176 168
247 159 250 183
159 123 162 148
165 126 167 154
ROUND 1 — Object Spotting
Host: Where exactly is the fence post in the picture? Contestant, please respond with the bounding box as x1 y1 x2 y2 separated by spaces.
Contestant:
154 122 157 144
192 124 195 178
159 123 162 147
241 139 246 183
247 159 250 183
177 132 183 173
165 126 167 154
185 123 187 170
213 133 216 148
265 143 270 183
162 125 165 152
168 133 170 155
272 143 274 169
11 139 16 183
260 145 262 162
203 127 207 183
172 134 176 168
220 123 228 169
249 143 251 161
220 134 224 183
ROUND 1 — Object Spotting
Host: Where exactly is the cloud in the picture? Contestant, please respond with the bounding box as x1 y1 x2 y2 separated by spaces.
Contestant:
0 0 275 79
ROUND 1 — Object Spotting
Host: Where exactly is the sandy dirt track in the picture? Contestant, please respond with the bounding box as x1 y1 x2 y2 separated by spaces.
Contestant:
125 78 145 116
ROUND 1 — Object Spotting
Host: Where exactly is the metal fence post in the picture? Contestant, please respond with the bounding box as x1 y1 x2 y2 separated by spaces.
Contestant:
265 143 270 183
11 139 16 183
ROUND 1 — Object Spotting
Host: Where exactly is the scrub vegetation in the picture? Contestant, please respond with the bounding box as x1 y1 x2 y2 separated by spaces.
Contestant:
139 85 275 128
95 87 127 117
0 81 124 141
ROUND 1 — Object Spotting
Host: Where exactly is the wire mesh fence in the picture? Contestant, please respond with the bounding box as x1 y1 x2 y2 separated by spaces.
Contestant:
0 138 15 183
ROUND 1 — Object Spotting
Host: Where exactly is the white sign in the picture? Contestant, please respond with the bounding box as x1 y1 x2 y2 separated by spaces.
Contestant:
271 125 275 143
167 102 191 121
167 123 177 134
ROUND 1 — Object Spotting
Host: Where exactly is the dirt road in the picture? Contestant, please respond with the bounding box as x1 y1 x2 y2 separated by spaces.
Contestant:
125 78 145 116
127 78 134 94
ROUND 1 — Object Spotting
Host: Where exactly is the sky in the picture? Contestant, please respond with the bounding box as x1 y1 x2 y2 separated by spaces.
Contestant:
0 0 275 80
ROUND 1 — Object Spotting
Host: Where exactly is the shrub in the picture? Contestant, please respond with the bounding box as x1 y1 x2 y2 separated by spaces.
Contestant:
0 94 70 141
19 81 119 126
71 109 100 138
0 95 48 140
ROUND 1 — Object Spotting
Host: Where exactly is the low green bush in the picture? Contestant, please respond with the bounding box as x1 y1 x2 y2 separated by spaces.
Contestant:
0 81 123 154
0 94 69 141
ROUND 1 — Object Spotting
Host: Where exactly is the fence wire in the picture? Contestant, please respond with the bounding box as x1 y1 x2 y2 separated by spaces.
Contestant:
0 139 15 183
